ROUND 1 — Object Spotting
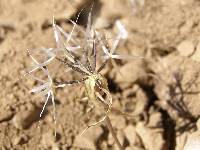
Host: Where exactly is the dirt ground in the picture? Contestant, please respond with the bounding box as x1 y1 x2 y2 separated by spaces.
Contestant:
1 0 200 149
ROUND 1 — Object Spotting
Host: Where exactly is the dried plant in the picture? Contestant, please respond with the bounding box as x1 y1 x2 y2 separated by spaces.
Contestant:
25 9 142 150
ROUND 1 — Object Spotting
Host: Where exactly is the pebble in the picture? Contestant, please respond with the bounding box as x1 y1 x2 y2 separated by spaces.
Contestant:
177 40 194 57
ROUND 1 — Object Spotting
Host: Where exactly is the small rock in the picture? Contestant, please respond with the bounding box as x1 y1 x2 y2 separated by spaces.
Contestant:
74 126 103 149
177 40 194 57
12 103 39 129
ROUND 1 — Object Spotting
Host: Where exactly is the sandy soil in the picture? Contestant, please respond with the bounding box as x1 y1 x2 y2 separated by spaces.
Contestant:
1 0 200 149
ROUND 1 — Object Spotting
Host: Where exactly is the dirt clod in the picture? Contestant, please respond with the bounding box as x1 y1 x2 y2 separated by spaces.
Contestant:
0 108 13 122
74 126 103 149
12 103 39 129
115 60 145 83
124 125 139 146
136 122 165 150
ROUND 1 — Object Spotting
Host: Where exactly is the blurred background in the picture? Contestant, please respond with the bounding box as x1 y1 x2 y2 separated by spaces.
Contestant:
1 0 200 149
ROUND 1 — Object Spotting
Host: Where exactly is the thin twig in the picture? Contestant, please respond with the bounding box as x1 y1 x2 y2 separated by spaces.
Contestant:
105 116 124 150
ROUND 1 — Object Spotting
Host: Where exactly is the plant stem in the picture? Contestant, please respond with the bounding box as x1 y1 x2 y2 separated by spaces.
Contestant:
105 116 124 150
